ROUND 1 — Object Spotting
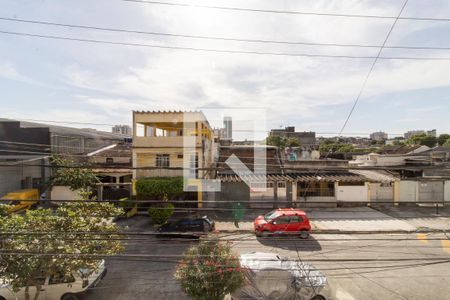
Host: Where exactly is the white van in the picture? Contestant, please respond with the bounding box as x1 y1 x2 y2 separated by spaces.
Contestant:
0 260 106 300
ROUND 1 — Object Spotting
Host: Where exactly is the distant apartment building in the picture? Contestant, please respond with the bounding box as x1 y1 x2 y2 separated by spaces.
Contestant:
370 131 388 141
223 116 232 140
112 124 132 136
132 111 214 179
404 129 436 139
270 126 316 147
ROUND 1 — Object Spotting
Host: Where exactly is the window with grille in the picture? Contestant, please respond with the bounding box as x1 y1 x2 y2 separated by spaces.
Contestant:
156 154 170 167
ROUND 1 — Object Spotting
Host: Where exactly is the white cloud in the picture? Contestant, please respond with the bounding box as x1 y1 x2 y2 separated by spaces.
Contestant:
4 0 450 133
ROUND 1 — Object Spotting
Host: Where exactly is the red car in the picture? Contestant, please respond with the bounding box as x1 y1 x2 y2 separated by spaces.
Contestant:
254 208 311 238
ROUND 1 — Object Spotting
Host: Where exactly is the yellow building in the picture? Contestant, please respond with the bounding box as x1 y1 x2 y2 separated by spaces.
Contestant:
132 111 214 180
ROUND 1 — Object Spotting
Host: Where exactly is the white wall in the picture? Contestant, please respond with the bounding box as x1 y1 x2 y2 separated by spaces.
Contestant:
51 186 81 201
444 181 450 203
398 181 418 202
336 184 368 202
369 183 394 201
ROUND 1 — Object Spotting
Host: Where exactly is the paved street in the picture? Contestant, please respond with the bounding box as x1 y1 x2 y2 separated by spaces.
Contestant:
222 232 450 300
80 215 450 300
80 216 195 300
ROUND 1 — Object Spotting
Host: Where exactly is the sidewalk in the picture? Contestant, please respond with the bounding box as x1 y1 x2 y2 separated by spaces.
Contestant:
215 206 450 233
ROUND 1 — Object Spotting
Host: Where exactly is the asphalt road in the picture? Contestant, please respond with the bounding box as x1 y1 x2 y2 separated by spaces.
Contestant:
80 216 450 300
224 232 450 300
80 216 195 300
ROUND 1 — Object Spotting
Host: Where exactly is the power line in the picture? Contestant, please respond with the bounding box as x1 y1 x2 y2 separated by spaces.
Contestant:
3 30 450 60
301 0 409 198
339 0 409 136
121 0 450 22
3 16 450 51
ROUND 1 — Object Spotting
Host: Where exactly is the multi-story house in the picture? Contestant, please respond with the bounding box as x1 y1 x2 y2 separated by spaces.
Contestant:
132 111 214 180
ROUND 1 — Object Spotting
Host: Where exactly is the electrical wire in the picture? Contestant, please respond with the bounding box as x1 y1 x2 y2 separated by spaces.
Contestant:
121 0 450 22
301 0 409 199
4 16 450 51
3 30 450 60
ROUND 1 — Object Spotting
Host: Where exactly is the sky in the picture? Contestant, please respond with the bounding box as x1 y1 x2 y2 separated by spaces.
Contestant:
1 0 450 140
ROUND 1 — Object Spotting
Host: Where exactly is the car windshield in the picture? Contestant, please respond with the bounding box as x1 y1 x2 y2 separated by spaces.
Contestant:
264 211 280 222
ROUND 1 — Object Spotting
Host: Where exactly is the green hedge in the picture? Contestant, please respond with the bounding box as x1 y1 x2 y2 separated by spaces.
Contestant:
148 203 175 225
136 177 184 200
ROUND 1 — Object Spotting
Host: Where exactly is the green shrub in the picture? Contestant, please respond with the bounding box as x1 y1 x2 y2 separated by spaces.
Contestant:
136 177 184 200
175 241 246 300
118 198 134 213
148 203 174 225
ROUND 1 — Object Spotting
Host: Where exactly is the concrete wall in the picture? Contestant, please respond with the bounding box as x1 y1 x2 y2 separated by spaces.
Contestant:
418 181 444 202
445 181 450 203
213 182 250 208
0 166 22 196
51 186 81 201
336 183 369 202
0 163 46 197
398 181 418 202
369 183 394 202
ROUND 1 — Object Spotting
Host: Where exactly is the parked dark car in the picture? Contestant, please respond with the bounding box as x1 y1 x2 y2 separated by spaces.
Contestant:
157 216 215 237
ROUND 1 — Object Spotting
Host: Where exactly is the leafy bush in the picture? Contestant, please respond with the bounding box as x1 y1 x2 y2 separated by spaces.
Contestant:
136 177 184 200
50 156 99 191
148 203 174 225
118 198 134 213
175 241 246 300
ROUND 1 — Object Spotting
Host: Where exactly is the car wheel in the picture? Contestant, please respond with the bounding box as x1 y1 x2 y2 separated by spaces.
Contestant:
299 231 310 239
0 296 6 300
61 293 79 300
310 295 326 300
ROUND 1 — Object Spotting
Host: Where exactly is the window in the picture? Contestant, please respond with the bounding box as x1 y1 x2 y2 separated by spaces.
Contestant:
136 124 145 137
273 216 290 225
177 154 184 159
297 182 335 197
49 273 75 285
156 154 170 167
290 216 303 223
146 126 155 137
266 182 274 188
106 157 114 164
156 128 165 137
277 182 286 188
264 210 279 222
32 178 42 189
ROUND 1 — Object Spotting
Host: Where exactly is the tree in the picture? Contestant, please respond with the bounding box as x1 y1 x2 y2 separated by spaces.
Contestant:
265 135 287 150
319 141 354 153
0 192 124 300
175 241 246 300
444 138 450 147
50 156 99 191
286 138 300 148
136 177 184 200
438 134 450 146
407 134 437 147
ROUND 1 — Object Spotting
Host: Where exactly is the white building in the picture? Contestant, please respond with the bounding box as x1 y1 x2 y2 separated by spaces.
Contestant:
404 129 436 139
223 116 232 140
370 131 388 141
112 125 132 136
